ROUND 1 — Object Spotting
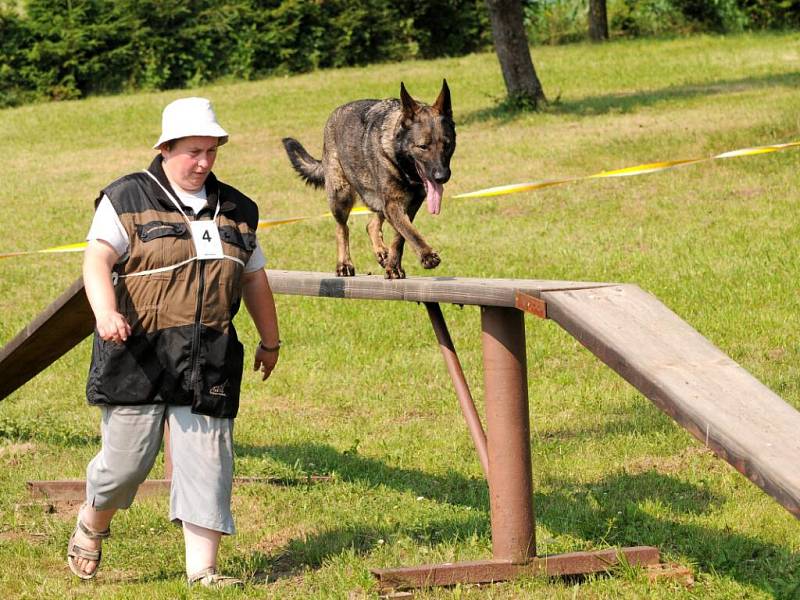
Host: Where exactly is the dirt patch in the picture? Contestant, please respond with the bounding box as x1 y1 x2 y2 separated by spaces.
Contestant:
249 525 315 584
767 347 786 361
253 525 312 556
624 445 714 475
0 442 36 458
0 529 48 544
498 204 530 219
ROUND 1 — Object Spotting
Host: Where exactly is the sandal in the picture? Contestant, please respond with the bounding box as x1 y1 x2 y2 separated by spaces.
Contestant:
67 512 111 580
187 566 244 588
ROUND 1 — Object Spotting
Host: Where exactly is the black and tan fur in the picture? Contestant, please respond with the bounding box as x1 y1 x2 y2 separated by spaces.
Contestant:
282 80 455 279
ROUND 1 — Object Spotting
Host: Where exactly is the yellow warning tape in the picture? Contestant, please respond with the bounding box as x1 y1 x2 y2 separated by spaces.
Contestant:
453 140 800 199
2 140 798 259
256 206 371 230
0 241 89 260
0 207 372 260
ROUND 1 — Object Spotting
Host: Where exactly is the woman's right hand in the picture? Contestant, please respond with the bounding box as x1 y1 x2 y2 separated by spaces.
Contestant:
95 310 131 344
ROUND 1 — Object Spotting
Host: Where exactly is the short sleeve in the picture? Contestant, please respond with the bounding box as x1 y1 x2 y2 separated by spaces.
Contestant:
244 239 266 272
87 196 129 260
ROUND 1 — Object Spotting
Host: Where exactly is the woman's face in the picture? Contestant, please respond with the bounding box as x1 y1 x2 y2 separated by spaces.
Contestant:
160 136 219 192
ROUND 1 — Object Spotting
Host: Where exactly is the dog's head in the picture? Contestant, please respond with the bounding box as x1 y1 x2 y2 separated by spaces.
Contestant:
398 79 456 215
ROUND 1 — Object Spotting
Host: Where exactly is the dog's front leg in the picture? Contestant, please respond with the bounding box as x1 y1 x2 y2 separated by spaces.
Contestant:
384 202 440 279
366 213 389 268
386 231 406 280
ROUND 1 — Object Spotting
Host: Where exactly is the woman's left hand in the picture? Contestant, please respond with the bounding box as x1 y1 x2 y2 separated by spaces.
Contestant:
254 345 279 381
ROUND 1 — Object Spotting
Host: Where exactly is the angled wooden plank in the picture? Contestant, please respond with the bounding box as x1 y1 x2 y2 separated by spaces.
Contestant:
265 269 616 307
543 284 800 519
0 277 93 400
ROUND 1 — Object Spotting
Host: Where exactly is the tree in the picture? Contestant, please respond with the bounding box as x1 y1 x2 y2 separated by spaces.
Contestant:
485 0 546 109
588 0 609 41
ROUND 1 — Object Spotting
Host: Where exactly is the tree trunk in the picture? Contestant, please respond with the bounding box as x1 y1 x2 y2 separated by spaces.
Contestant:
485 0 546 108
588 0 609 42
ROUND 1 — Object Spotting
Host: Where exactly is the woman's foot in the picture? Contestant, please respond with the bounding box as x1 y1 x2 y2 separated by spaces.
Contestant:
67 505 111 580
187 567 243 588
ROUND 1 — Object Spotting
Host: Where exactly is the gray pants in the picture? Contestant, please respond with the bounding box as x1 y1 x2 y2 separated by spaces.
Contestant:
86 405 235 534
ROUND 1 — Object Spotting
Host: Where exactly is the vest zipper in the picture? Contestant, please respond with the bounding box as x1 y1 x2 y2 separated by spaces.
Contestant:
190 259 206 396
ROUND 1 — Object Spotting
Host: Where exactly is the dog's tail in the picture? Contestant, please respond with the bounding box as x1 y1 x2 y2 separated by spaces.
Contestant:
282 138 325 189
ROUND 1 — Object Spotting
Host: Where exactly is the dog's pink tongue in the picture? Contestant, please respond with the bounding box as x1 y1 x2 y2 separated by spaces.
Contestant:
425 178 443 215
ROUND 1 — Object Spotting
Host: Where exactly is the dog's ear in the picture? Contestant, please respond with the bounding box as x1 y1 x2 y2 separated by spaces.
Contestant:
432 79 452 120
400 82 420 122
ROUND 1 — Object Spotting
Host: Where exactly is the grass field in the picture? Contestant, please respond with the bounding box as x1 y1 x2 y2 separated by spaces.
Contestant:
1 32 800 599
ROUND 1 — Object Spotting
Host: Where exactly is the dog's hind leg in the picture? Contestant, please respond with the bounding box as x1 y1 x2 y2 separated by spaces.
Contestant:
323 145 357 276
329 187 356 277
366 213 389 268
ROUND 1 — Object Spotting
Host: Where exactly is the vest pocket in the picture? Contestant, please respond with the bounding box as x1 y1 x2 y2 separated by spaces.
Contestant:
135 220 190 280
137 220 187 241
191 332 244 418
218 226 256 252
87 334 163 404
216 225 254 287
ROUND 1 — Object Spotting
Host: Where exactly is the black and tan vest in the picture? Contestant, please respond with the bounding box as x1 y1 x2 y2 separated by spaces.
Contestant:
86 156 259 418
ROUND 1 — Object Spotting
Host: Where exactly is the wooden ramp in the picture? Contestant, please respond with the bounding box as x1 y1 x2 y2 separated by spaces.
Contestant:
542 284 800 519
0 277 93 400
1 272 799 520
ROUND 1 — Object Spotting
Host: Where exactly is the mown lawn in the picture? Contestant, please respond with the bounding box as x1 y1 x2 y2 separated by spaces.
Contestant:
1 32 799 599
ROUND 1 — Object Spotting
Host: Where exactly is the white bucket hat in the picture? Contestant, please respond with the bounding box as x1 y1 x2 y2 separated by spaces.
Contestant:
153 97 229 149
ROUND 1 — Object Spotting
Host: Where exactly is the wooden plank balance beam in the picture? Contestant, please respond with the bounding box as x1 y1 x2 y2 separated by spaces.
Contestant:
2 269 799 590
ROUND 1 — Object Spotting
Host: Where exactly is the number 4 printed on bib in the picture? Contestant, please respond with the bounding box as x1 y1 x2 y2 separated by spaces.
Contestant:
190 221 224 259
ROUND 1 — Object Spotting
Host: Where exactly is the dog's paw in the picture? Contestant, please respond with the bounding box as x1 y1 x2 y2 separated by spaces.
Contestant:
375 250 389 268
385 265 406 279
420 251 440 269
336 263 356 277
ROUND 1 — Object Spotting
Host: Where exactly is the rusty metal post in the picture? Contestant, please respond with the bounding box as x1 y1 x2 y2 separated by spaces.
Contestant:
481 306 535 562
425 302 489 479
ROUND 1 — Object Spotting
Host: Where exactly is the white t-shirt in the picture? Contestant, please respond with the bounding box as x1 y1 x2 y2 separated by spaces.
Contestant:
87 186 266 273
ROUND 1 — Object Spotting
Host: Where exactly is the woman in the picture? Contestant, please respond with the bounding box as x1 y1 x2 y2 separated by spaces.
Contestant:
67 97 280 587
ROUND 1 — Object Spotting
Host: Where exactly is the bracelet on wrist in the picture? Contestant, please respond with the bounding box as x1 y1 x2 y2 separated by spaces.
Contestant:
259 340 281 352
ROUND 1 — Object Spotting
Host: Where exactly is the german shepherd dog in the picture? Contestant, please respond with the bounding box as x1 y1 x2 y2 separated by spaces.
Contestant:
282 80 455 279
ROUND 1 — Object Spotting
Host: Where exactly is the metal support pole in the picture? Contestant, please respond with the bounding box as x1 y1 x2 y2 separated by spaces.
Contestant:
425 302 489 479
481 306 535 562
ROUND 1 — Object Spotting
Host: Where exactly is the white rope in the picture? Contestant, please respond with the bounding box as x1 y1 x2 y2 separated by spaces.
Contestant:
117 254 245 281
111 170 246 283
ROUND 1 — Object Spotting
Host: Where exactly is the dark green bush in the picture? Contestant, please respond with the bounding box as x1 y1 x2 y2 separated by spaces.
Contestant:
524 0 800 44
0 0 489 107
24 0 140 99
739 0 800 28
672 0 749 32
609 0 690 37
0 8 38 106
0 0 797 108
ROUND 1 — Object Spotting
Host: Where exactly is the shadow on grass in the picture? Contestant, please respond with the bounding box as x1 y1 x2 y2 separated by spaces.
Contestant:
237 441 489 511
235 513 490 585
235 442 799 595
462 71 800 125
539 472 800 598
533 396 677 441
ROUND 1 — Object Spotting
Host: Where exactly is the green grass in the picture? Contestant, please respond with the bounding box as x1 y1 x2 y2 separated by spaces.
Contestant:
2 31 800 598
